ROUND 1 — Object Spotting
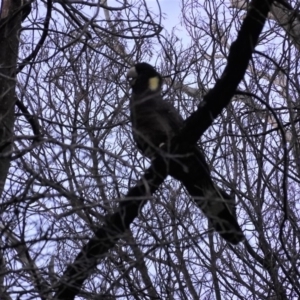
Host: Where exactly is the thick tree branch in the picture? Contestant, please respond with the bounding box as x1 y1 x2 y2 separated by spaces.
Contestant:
55 159 167 299
54 0 274 299
181 0 274 145
0 1 22 195
231 0 300 50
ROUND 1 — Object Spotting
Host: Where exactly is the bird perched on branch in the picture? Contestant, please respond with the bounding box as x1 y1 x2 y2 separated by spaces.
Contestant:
127 62 244 244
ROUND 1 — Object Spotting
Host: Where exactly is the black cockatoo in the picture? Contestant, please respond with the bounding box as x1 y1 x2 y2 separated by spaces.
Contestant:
127 62 244 244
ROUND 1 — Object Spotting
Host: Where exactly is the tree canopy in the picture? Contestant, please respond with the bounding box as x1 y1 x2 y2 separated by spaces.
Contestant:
0 0 299 299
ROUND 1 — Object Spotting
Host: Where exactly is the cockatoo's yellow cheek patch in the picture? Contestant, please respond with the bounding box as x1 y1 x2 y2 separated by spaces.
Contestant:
148 77 160 91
